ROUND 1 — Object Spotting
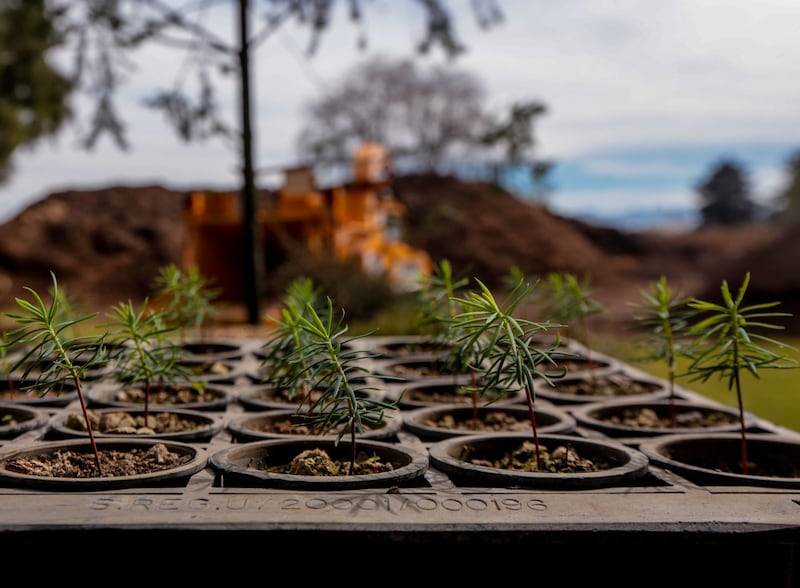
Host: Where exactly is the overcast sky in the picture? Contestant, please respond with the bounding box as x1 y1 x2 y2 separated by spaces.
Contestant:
1 0 798 227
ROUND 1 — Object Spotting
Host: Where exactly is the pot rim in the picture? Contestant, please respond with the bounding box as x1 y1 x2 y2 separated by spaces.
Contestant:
639 431 800 487
428 432 650 489
210 437 429 490
48 406 224 440
402 402 576 439
569 398 753 436
0 437 209 490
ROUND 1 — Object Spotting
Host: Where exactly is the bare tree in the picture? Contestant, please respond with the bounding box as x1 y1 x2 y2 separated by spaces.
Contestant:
478 99 552 200
297 55 487 176
35 0 505 324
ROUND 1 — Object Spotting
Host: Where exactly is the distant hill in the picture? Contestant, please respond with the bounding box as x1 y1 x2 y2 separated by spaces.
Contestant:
0 174 795 335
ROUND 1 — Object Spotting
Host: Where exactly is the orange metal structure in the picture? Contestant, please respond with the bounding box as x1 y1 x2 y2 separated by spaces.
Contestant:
182 144 432 303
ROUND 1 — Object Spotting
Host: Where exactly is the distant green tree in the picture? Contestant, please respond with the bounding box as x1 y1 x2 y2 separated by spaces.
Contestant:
0 0 72 183
696 159 755 227
776 150 800 225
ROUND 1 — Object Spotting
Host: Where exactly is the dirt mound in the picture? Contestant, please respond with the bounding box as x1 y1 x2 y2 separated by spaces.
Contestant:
394 174 626 290
0 175 796 336
689 221 800 333
0 185 186 308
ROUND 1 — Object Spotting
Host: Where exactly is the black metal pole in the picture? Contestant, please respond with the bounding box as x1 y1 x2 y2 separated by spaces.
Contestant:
237 0 264 324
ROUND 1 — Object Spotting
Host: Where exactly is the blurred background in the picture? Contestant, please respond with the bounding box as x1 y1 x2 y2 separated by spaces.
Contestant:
1 1 798 427
2 0 799 228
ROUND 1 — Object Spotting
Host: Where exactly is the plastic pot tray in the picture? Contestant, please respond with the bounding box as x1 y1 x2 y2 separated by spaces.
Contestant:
1 337 800 578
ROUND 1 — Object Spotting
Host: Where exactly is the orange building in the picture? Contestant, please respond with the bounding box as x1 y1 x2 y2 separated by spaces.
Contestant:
182 144 431 303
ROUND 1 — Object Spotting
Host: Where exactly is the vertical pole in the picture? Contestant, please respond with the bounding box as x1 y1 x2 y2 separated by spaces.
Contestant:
237 0 264 324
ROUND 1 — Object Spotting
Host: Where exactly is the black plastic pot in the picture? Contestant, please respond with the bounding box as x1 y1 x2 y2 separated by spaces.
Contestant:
210 438 429 490
173 357 248 385
358 334 454 359
370 356 474 384
570 398 752 438
176 338 253 362
639 432 800 488
541 351 616 380
87 381 233 411
0 403 49 439
48 407 224 442
536 371 669 405
236 383 386 411
385 378 527 410
428 433 649 489
0 377 78 408
402 403 576 440
0 438 208 490
227 408 403 442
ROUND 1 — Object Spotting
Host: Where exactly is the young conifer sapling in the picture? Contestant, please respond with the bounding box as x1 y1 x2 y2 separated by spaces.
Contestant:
4 272 108 474
104 299 188 425
448 277 564 469
683 272 798 475
630 275 696 427
274 294 398 474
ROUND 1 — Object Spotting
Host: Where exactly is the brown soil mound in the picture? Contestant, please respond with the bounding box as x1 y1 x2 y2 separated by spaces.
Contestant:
0 174 796 336
0 185 185 307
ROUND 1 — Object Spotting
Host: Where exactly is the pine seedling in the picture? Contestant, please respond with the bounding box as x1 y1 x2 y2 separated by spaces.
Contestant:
4 272 108 475
416 259 469 337
261 277 325 408
539 271 604 380
629 275 697 426
683 272 798 475
104 299 189 425
283 297 397 473
448 276 564 469
152 263 221 343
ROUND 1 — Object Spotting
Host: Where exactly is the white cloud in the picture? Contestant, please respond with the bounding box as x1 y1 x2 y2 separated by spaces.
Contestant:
581 159 699 179
548 186 696 217
2 0 799 225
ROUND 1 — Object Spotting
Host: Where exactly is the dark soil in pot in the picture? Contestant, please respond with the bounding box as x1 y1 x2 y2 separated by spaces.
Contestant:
87 381 232 411
49 407 223 441
387 379 526 409
174 358 245 384
537 371 669 405
211 438 429 490
640 433 800 487
402 403 576 440
236 384 384 411
0 438 208 490
227 409 402 442
428 433 649 489
570 399 748 438
372 356 473 381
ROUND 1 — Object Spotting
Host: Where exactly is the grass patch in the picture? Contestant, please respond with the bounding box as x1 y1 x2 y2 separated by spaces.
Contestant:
349 292 800 433
593 334 800 433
